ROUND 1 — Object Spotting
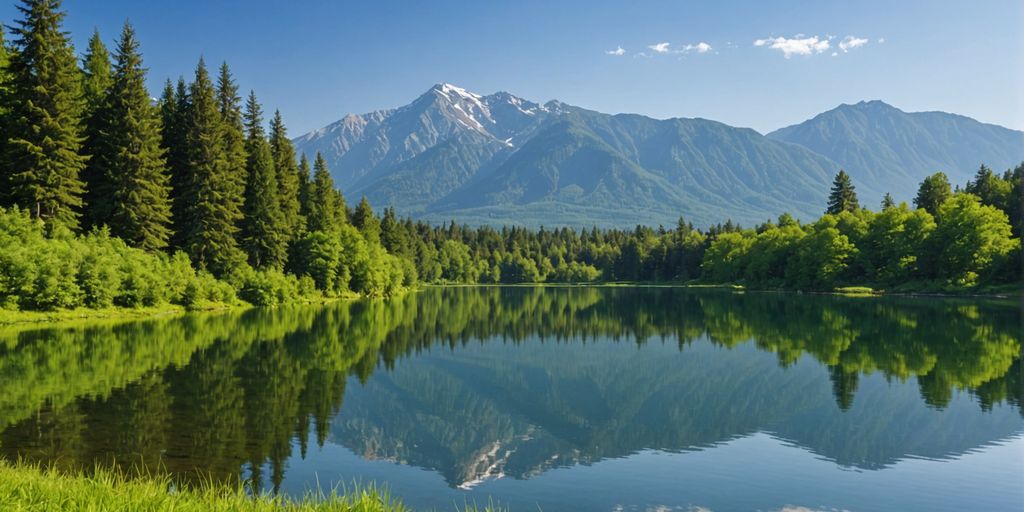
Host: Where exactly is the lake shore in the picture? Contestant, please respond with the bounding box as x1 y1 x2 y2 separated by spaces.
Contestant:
0 295 349 329
426 281 1022 300
0 461 418 512
2 280 1017 330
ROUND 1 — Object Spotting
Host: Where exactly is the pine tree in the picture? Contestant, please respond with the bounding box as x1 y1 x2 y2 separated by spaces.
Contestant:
269 110 302 236
914 172 951 215
161 77 191 247
215 61 247 232
3 0 87 228
307 152 344 233
181 58 244 275
80 30 112 110
826 170 859 215
240 91 286 269
352 196 381 243
297 153 312 219
79 29 113 227
965 164 1010 210
881 192 896 210
0 27 15 205
94 22 172 250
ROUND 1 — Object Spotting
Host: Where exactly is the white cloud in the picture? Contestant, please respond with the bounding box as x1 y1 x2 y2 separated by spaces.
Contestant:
839 36 869 52
648 42 671 53
753 35 831 58
682 41 713 53
642 41 713 57
606 46 626 56
777 507 852 512
877 37 886 44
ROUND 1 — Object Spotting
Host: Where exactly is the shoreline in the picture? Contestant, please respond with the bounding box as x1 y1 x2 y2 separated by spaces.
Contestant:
424 282 1021 300
0 295 348 330
2 281 1017 330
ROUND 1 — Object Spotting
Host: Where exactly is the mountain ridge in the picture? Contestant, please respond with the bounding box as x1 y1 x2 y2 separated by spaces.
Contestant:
293 84 1024 228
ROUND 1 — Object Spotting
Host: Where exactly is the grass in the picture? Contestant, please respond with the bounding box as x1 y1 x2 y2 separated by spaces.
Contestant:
0 304 191 327
833 286 878 296
0 293 353 329
0 461 506 512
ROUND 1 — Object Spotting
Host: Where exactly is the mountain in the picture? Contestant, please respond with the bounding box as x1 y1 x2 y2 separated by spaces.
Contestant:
768 100 1024 205
294 83 840 227
294 86 1024 227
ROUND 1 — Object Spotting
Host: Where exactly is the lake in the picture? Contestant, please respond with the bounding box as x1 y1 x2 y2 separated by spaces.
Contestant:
0 286 1021 511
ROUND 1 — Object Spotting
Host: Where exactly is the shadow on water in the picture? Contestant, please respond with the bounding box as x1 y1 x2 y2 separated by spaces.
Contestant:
0 286 1020 492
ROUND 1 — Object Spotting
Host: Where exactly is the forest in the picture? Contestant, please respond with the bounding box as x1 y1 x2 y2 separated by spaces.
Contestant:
0 0 1020 315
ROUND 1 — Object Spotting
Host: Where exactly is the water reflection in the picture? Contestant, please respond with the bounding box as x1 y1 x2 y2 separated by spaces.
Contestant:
0 287 1020 494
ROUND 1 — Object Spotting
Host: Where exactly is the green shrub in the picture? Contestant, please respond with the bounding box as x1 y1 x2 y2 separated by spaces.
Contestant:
550 261 601 283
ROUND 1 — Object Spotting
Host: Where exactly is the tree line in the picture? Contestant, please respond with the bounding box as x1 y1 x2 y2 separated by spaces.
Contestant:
0 0 1019 315
379 166 1020 290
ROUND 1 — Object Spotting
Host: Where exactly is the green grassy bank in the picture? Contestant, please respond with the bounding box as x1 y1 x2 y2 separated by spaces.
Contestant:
0 462 502 512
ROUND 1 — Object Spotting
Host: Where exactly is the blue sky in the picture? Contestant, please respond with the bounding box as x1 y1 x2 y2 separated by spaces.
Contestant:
3 0 1022 135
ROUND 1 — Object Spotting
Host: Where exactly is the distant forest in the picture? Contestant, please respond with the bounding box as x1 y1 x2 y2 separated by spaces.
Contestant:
0 0 1019 314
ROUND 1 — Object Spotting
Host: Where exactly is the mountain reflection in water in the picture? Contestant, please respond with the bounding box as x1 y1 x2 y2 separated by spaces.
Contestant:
0 286 1020 503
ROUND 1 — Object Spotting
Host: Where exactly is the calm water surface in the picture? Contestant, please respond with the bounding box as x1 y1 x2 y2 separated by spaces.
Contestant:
1 287 1021 511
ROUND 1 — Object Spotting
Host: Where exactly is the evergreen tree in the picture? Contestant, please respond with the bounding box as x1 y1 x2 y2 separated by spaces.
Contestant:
80 30 112 108
297 153 312 220
965 164 1011 211
181 58 244 275
381 206 412 258
93 22 172 250
240 91 287 269
0 26 11 117
352 196 381 243
881 192 896 210
269 110 302 236
0 27 10 204
215 61 247 227
307 152 344 233
3 0 87 227
914 172 952 215
79 29 112 227
826 170 859 215
161 77 191 247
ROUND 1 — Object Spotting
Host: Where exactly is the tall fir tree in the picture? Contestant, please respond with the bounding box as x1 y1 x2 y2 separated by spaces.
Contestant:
307 152 345 233
181 58 244 275
826 170 860 215
215 61 247 234
965 164 1010 210
240 91 287 269
160 76 191 247
0 27 15 204
3 0 87 227
881 192 896 210
80 30 112 111
297 153 312 220
269 110 302 237
79 29 113 227
92 22 172 250
352 196 381 244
